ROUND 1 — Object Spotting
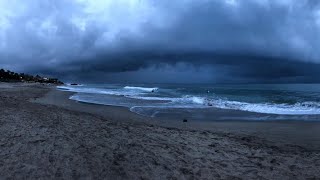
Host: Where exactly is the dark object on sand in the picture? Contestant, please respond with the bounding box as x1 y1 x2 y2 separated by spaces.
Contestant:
183 119 188 123
71 83 79 86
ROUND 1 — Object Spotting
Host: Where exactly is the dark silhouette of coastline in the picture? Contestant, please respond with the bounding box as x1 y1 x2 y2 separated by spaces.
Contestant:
0 69 63 84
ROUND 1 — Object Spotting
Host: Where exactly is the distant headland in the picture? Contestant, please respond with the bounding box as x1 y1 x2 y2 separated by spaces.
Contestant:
0 69 63 84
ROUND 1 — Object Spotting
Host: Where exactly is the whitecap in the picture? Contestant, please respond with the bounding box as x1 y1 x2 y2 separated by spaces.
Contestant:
124 86 158 92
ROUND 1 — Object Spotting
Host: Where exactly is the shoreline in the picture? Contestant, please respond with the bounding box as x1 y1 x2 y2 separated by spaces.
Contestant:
35 86 320 150
57 83 320 118
56 84 320 122
53 86 320 122
1 82 320 179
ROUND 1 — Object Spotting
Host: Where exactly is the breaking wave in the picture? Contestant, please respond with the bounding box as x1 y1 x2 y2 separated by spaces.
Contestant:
124 86 158 92
57 84 320 115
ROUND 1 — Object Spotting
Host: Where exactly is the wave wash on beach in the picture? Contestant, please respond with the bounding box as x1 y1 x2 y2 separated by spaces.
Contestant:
58 84 320 120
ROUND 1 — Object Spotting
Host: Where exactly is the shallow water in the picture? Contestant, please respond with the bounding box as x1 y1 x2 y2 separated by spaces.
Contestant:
57 83 320 121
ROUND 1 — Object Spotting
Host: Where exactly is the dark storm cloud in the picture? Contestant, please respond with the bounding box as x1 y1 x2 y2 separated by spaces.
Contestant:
0 0 320 83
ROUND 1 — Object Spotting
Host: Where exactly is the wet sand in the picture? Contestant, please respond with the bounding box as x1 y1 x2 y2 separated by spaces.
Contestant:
1 83 320 179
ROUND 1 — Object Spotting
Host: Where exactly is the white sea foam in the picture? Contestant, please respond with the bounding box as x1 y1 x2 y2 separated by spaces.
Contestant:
57 85 151 96
58 85 320 115
209 99 320 115
124 86 158 92
185 96 206 104
126 95 207 105
127 96 177 101
57 86 112 95
129 95 320 115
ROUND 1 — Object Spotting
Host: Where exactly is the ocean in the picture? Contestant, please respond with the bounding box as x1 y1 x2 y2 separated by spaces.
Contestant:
57 84 320 121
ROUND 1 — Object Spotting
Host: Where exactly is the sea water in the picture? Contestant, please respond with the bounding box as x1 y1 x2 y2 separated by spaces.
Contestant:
57 84 320 121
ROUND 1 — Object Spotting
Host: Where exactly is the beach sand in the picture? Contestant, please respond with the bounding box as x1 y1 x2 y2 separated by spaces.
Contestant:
0 83 319 179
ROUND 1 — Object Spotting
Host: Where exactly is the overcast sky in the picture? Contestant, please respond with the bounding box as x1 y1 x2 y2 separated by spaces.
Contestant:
0 0 320 83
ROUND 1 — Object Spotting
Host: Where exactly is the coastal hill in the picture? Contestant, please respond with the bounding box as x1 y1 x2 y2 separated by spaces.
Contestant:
0 69 63 84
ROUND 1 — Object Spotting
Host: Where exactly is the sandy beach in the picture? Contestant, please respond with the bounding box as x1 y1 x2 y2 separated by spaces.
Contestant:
0 83 319 179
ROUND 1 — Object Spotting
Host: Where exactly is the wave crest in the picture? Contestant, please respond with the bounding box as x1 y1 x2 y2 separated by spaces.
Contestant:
124 86 158 92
